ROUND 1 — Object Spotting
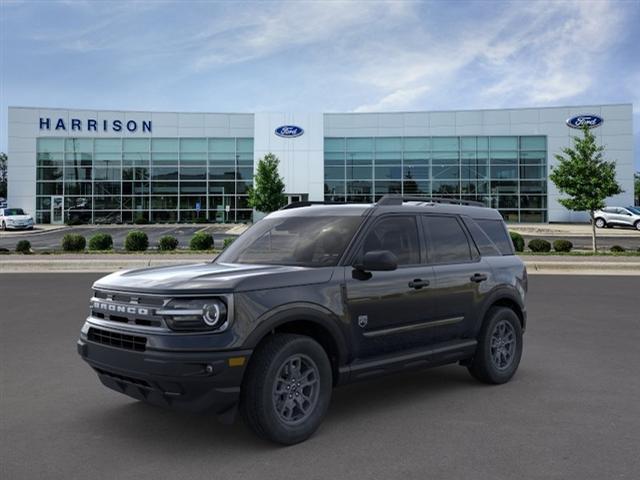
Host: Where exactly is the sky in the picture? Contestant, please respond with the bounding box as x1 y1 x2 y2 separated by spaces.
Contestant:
1 0 639 168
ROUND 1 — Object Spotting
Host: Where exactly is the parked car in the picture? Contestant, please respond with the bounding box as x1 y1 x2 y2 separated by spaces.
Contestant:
77 195 527 444
0 207 34 230
594 206 640 230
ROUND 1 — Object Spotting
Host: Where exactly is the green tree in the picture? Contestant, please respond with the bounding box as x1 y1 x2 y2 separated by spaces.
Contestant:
0 152 7 198
549 126 623 252
247 153 286 213
635 172 640 205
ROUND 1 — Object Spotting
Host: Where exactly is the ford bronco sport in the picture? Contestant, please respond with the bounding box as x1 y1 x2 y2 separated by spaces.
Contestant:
78 195 527 445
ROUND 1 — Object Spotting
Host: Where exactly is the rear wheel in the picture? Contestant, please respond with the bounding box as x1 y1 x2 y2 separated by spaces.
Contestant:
594 218 606 228
241 333 332 445
468 307 523 384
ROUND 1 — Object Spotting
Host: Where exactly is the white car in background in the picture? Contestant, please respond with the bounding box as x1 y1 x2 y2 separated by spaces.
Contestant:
594 206 640 230
0 208 35 230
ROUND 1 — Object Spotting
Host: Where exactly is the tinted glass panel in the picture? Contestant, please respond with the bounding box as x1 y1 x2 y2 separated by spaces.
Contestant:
361 216 420 265
423 216 472 263
475 219 513 255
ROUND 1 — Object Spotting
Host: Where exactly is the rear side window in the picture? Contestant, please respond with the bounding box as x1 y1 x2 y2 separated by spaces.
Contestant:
422 215 473 264
475 219 514 255
361 216 420 265
462 217 502 257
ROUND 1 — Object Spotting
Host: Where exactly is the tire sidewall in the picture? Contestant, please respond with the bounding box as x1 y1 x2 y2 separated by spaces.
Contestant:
477 308 523 384
595 218 605 228
635 220 640 231
256 337 332 444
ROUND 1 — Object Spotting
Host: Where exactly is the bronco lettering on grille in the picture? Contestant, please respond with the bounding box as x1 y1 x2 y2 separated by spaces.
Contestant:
92 301 149 316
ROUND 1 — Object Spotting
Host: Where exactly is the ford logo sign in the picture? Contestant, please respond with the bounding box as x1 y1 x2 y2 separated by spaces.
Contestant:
275 125 304 138
566 114 603 129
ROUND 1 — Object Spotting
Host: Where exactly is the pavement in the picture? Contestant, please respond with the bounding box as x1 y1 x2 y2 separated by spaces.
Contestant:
1 274 638 479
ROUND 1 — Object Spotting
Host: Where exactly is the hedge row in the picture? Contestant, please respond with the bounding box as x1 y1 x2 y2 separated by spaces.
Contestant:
51 231 220 252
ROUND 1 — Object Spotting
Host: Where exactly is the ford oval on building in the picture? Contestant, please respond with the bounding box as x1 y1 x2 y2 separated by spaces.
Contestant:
275 125 304 137
566 114 603 129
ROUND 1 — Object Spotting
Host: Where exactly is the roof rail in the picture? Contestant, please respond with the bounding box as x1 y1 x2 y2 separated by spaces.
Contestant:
377 195 486 208
280 201 347 210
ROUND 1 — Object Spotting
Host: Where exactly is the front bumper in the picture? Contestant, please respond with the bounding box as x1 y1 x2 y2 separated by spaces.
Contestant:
77 335 251 415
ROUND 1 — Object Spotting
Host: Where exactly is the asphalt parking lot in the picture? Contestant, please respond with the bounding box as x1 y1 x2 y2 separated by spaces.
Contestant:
1 274 639 479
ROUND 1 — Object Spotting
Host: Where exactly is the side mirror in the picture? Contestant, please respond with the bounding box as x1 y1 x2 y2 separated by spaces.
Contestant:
355 250 398 272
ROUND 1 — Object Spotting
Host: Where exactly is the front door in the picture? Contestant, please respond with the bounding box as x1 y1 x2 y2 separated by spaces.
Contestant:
344 215 436 359
51 196 64 224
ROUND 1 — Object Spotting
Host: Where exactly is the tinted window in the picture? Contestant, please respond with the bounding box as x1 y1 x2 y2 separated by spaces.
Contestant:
475 219 513 255
462 217 501 256
361 216 420 265
423 216 472 264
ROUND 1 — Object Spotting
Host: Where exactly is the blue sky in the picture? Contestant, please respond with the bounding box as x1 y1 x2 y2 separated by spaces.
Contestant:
1 0 639 168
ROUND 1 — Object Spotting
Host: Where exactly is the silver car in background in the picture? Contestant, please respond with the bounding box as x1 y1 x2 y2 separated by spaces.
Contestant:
594 206 640 230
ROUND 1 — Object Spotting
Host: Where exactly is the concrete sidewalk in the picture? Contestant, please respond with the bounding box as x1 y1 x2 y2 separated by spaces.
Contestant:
1 253 639 274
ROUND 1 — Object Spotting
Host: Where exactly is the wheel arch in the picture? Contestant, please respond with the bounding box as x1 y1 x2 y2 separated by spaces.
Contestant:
480 290 526 332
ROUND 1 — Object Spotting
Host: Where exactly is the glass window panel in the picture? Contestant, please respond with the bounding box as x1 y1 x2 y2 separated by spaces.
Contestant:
324 152 345 166
236 153 253 165
490 151 518 164
496 195 519 209
374 166 400 180
122 153 149 166
347 181 372 195
432 166 460 179
180 138 207 153
403 152 430 164
92 168 120 181
346 152 372 165
122 196 149 210
65 196 92 209
236 138 253 153
346 138 373 152
236 181 252 194
123 168 133 180
134 168 149 180
94 139 121 153
461 165 488 179
374 152 401 164
403 137 430 152
64 167 92 181
37 152 64 166
235 196 250 209
374 181 402 194
237 167 253 181
65 152 93 166
324 138 345 152
208 153 236 165
461 181 480 194
36 182 63 195
93 196 121 209
520 136 546 150
432 152 459 163
123 181 150 195
324 181 345 195
375 137 402 152
460 152 477 164
151 211 177 223
64 182 92 195
519 151 546 164
65 138 93 152
208 138 235 153
151 196 178 209
520 210 546 222
490 181 518 193
403 180 430 195
490 136 518 151
477 137 489 150
180 152 207 164
432 137 459 151
151 182 178 194
346 195 373 203
324 167 344 180
520 165 545 179
151 153 178 165
403 166 429 179
36 197 52 210
122 138 149 152
432 180 459 194
520 181 547 193
151 138 179 152
37 138 64 153
179 196 206 209
498 210 519 222
180 167 206 180
423 216 472 264
209 182 235 194
520 195 546 209
151 167 178 180
180 182 207 194
93 182 121 195
460 137 477 151
491 165 518 179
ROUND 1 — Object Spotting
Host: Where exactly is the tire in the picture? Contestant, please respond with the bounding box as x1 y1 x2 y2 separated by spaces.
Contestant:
468 307 523 384
241 333 332 445
594 218 606 228
635 220 640 231
1 221 5 231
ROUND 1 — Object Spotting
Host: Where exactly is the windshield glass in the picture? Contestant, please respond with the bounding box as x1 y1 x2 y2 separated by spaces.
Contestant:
4 208 25 216
217 215 363 267
626 206 640 215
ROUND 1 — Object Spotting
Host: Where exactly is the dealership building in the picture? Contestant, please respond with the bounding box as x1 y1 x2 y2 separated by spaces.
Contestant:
6 104 634 224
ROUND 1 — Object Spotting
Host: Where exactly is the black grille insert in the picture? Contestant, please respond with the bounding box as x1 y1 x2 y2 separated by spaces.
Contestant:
88 327 147 352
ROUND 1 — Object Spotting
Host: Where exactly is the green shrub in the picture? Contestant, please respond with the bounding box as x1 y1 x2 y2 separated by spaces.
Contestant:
88 233 113 251
134 216 149 225
125 230 149 251
190 231 214 250
66 216 84 226
528 238 551 253
552 239 573 253
15 240 31 254
158 235 179 251
223 237 235 249
62 233 86 252
509 231 525 252
610 245 625 253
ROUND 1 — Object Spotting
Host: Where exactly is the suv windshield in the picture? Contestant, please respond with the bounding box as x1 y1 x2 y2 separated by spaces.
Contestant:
217 215 363 267
4 208 25 216
626 206 640 215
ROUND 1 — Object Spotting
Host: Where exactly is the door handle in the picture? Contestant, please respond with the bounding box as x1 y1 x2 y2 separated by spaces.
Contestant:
470 273 488 283
409 279 430 289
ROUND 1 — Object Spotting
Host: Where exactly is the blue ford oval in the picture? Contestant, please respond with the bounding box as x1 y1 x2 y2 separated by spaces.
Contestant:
566 114 603 129
275 125 304 138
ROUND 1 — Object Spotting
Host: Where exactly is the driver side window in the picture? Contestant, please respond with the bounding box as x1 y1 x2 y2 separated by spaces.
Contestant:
361 216 420 265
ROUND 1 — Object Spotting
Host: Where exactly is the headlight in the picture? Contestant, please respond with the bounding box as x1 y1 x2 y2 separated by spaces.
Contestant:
157 298 228 332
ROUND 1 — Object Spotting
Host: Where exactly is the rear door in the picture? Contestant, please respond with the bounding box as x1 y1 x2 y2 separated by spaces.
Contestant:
344 214 437 359
421 215 493 340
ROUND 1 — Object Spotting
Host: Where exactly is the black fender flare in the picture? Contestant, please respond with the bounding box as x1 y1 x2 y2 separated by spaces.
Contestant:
243 302 350 366
477 286 526 333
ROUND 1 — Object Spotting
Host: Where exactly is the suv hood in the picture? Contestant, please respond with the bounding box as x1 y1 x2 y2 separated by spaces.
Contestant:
93 262 335 294
5 215 32 221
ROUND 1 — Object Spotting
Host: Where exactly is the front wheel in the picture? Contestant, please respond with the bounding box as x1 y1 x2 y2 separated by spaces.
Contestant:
635 220 640 231
594 218 606 228
1 221 5 231
468 307 523 384
241 333 332 445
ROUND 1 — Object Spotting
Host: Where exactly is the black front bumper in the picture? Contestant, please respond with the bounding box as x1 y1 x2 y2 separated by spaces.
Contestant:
77 337 251 415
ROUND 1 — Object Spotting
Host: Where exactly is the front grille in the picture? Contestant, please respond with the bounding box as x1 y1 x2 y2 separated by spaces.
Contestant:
88 327 147 352
91 289 165 328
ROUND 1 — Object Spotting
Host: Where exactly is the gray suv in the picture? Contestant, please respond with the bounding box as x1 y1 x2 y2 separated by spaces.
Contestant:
594 206 640 230
78 195 527 444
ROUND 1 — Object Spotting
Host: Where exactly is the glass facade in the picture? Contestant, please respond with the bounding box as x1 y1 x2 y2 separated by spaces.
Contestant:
36 137 254 224
324 136 547 222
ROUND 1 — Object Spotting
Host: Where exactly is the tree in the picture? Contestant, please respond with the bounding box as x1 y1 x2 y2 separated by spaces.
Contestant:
247 153 287 213
0 152 7 198
635 172 640 205
549 126 622 252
